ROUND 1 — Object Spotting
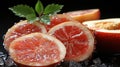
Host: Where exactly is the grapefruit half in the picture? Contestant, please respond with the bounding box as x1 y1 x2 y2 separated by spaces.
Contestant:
9 32 66 67
4 20 47 51
48 21 95 62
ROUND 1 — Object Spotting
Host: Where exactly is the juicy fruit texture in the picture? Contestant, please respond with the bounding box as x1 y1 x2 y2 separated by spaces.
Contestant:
44 14 73 31
9 33 66 67
83 18 120 53
48 21 94 62
4 8 100 66
4 20 47 51
64 9 100 22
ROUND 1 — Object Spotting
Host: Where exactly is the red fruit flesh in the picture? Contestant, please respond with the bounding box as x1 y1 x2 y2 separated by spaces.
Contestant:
9 33 66 67
44 14 73 31
48 21 95 62
4 20 47 50
53 26 88 59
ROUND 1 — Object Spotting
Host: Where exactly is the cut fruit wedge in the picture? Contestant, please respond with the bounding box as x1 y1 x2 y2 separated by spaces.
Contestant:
4 20 47 51
44 14 73 31
48 21 95 62
83 18 120 53
9 32 66 67
64 9 100 22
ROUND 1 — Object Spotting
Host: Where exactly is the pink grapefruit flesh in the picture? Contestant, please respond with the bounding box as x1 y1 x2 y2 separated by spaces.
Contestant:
9 32 66 67
48 21 95 62
4 20 47 50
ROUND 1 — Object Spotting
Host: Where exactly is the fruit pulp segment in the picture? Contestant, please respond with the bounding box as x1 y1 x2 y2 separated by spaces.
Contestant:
4 23 42 47
11 36 60 64
14 23 42 34
52 26 88 59
45 15 70 31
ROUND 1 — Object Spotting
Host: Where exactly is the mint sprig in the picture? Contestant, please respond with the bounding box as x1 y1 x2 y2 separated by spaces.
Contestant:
9 0 63 24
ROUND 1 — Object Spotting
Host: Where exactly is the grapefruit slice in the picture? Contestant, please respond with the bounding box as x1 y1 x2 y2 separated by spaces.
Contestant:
64 9 100 22
9 32 66 67
48 21 95 62
44 14 73 31
4 20 47 51
82 18 120 53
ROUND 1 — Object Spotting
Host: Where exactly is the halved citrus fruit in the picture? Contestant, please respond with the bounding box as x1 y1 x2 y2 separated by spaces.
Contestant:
4 20 47 51
48 21 95 62
64 9 100 22
44 14 73 31
83 18 120 53
9 32 66 67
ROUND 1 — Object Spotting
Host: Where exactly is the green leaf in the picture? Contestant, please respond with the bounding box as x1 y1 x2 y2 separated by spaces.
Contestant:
8 1 64 24
35 0 44 15
44 4 63 15
40 15 50 24
9 5 36 17
9 5 37 22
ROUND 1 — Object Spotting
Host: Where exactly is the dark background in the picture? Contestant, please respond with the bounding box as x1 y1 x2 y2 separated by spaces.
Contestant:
0 0 120 52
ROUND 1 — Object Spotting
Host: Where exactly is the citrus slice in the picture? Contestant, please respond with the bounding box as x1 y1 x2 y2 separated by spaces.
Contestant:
4 20 47 51
64 9 100 22
9 32 66 67
48 21 95 62
44 14 73 31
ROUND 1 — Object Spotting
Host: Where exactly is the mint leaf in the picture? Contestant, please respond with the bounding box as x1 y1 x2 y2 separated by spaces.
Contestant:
44 4 63 15
40 15 50 24
9 0 64 24
35 0 44 15
9 5 36 17
42 4 63 24
9 5 37 23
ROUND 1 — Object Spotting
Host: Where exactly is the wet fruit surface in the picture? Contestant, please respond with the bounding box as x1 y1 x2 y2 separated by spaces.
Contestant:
48 21 94 62
2 6 120 66
4 20 47 51
44 14 73 31
9 33 66 67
